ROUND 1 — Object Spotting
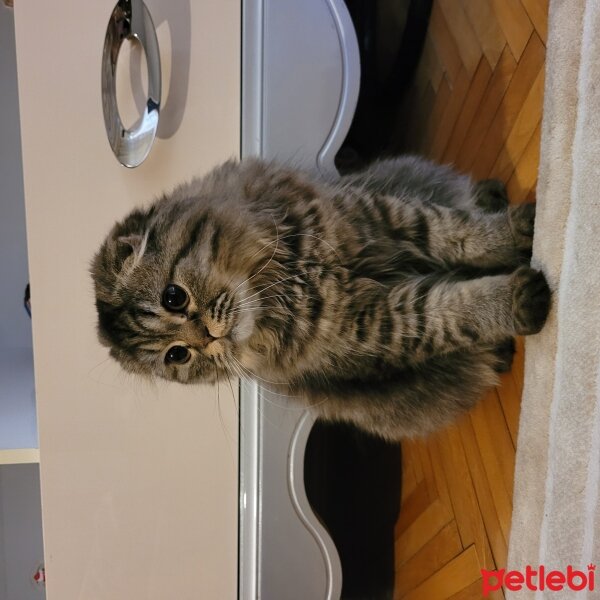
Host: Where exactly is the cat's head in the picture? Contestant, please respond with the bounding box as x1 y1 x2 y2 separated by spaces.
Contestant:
91 161 278 384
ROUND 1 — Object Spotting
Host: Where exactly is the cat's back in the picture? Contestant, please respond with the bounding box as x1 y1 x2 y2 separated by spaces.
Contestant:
338 155 473 209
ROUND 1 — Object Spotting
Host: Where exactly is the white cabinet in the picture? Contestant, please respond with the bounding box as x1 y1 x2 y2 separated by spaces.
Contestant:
12 1 241 598
6 1 361 597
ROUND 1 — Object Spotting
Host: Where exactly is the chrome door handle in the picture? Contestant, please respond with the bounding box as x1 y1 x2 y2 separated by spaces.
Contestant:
101 0 161 168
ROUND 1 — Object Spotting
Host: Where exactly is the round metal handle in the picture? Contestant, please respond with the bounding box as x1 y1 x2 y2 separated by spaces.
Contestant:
101 0 161 168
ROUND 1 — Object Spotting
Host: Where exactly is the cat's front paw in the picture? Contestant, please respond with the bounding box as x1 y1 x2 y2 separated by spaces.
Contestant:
511 266 551 335
509 202 536 245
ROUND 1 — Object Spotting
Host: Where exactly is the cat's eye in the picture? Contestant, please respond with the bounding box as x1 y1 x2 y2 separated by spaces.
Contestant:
165 345 191 365
162 284 189 311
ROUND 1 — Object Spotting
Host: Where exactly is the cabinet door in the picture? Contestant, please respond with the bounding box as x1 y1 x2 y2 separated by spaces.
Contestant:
14 2 240 598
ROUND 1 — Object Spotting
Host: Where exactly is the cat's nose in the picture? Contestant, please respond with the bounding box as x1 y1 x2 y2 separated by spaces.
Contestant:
184 323 216 348
197 324 217 347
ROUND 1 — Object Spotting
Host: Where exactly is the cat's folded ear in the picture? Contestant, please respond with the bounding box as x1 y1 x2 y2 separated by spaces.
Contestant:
112 207 151 250
91 207 152 302
117 234 145 256
107 208 151 267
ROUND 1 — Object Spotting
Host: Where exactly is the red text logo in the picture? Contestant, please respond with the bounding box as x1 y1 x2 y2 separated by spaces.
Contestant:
482 564 596 596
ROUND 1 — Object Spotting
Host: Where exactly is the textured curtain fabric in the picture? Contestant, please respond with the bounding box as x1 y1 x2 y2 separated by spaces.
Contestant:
508 0 600 591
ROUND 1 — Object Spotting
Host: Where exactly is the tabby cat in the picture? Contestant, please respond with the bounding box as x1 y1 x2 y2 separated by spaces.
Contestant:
92 156 550 440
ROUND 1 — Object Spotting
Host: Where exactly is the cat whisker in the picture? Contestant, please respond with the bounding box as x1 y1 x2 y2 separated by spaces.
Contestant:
265 231 344 261
239 268 312 296
231 219 281 294
222 366 242 421
229 355 291 387
229 307 273 317
232 363 329 411
85 356 124 389
285 232 343 262
230 300 307 315
234 292 321 309
238 379 302 402
229 366 298 430
214 365 226 435
232 297 284 310
234 364 333 409
232 367 317 411
238 273 308 304
230 305 273 315
235 294 291 307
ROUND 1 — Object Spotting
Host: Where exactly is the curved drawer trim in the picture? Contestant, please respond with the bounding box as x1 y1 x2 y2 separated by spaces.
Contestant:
289 411 343 600
317 0 361 173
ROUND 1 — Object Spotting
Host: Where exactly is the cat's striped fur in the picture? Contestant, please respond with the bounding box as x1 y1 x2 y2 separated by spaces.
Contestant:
92 156 550 439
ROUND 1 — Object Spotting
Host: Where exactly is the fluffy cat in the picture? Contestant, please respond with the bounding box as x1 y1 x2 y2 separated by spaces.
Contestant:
92 156 550 440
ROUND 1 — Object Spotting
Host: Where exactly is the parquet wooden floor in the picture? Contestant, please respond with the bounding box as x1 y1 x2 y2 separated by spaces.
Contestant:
392 1 548 598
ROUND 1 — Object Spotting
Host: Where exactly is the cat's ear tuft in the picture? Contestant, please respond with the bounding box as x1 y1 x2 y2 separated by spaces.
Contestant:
110 208 152 265
112 233 144 268
117 234 144 254
113 208 151 242
91 207 152 298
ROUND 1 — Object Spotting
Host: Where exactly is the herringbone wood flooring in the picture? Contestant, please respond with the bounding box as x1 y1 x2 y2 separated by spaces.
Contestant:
393 1 548 598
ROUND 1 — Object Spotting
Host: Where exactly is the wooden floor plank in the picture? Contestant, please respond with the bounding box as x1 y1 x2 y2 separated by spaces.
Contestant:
454 45 517 172
506 120 542 202
470 32 545 178
490 0 533 60
431 68 471 160
490 66 545 181
402 545 482 600
394 521 463 599
459 415 509 568
428 432 454 511
421 77 452 153
443 56 493 163
468 403 513 544
447 578 505 600
481 392 516 499
495 373 522 449
396 479 431 538
411 438 425 484
521 0 549 43
414 439 439 502
434 427 495 570
402 440 419 502
394 498 454 567
418 35 445 94
438 0 483 77
461 0 506 70
428 2 463 87
513 337 525 395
